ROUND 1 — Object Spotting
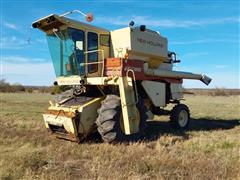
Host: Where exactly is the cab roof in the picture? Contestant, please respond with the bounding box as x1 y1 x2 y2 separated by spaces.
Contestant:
32 14 109 34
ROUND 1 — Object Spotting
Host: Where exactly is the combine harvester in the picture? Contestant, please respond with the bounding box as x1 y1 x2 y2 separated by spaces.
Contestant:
32 10 211 143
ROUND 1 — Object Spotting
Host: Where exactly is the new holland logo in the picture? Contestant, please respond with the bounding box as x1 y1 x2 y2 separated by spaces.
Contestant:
137 37 164 48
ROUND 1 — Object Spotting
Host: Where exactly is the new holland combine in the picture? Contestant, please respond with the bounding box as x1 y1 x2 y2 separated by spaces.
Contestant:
32 10 211 143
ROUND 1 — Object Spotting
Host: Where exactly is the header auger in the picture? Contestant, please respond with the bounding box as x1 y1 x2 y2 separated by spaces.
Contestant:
33 10 211 143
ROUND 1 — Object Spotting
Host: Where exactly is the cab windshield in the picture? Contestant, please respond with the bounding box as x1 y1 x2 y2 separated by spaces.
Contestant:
46 28 85 77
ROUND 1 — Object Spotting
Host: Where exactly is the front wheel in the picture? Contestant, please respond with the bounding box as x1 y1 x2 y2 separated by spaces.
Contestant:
96 95 148 143
170 104 190 130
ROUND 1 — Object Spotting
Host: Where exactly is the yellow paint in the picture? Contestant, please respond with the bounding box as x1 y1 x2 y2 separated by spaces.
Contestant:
56 76 120 86
43 97 103 136
118 77 139 134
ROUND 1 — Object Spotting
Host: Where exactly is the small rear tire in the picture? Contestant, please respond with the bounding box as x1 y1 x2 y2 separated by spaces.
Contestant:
170 104 190 130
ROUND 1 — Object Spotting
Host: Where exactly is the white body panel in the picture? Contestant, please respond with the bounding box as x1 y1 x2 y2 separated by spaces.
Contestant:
110 27 168 60
43 114 77 134
142 80 166 107
171 83 183 100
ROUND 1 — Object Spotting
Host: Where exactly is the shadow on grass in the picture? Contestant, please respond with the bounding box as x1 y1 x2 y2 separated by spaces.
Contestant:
83 118 240 143
144 118 240 141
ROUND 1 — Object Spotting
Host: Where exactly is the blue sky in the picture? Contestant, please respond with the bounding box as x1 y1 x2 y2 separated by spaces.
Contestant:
0 0 239 88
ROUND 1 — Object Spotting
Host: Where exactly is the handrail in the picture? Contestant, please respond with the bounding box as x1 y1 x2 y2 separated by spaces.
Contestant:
80 49 105 79
126 68 139 104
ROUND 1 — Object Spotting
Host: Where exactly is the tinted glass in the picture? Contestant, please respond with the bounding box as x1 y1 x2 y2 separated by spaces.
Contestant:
87 32 98 73
46 28 85 77
100 34 110 46
69 28 85 75
46 29 75 76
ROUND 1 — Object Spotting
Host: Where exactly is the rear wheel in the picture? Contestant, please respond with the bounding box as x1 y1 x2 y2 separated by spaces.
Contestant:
170 104 190 130
96 95 147 143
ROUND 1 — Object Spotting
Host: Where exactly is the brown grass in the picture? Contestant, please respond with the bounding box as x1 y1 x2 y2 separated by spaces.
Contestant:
0 93 239 179
185 88 240 96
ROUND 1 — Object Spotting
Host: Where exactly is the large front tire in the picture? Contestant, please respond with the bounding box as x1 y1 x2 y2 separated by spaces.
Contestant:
96 95 148 143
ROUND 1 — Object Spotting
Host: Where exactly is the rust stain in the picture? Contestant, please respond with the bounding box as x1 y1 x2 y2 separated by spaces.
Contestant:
47 128 81 143
47 109 76 118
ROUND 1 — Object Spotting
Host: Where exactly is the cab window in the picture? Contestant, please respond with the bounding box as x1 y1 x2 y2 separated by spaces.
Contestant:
87 32 98 73
69 28 85 75
100 34 110 46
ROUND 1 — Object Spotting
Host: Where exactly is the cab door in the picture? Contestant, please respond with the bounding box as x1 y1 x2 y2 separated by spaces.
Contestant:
87 31 100 76
68 28 85 75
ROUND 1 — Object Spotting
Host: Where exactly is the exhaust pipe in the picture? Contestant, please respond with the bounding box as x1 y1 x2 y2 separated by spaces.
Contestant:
143 63 212 85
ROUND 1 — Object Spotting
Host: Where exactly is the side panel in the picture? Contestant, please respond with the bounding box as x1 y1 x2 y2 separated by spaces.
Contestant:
170 83 183 100
78 97 103 134
130 28 168 60
43 114 77 134
110 27 131 58
142 80 166 107
110 27 168 68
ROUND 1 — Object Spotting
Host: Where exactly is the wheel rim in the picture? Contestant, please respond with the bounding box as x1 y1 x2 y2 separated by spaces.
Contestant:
178 110 188 127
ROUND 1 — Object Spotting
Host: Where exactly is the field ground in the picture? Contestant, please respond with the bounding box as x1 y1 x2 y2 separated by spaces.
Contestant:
0 93 239 179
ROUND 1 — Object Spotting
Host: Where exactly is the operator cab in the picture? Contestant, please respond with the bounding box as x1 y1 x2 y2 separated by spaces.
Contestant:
32 14 110 78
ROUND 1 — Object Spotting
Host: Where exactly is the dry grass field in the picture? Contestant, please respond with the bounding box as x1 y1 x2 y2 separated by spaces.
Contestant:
0 93 239 179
